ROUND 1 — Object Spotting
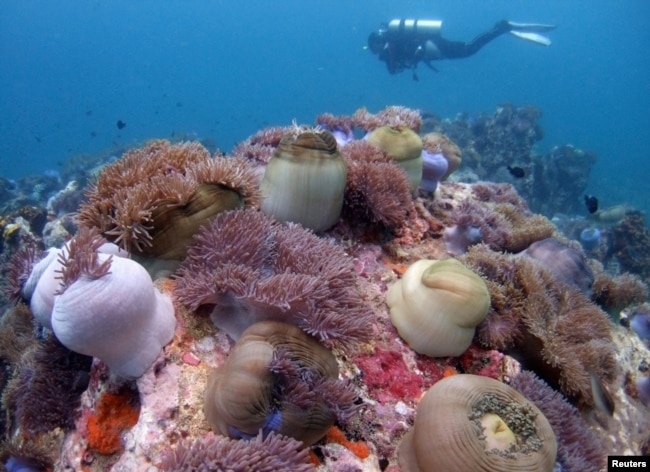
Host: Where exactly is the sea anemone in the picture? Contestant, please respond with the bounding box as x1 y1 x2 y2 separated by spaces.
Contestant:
386 258 490 357
629 304 650 341
366 126 423 190
0 440 53 472
591 272 648 315
48 228 176 379
510 370 606 472
398 374 557 472
204 321 359 446
77 139 260 261
519 237 594 296
462 244 618 406
173 209 373 350
260 129 347 232
352 106 423 133
3 334 92 436
419 150 448 193
159 431 312 472
579 227 601 251
421 132 462 180
443 195 556 255
340 141 414 230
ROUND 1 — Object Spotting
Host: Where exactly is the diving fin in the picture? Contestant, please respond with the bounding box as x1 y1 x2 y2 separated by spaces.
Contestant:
509 30 552 46
507 21 556 32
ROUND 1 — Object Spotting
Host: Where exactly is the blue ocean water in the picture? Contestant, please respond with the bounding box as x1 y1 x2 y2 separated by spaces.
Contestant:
1 0 648 214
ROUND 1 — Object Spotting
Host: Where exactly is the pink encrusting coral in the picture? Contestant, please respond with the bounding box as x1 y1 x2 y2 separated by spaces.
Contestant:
173 209 374 350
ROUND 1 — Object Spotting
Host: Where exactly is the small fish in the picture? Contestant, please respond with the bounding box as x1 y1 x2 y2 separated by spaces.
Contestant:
584 194 599 214
507 165 525 178
116 119 127 130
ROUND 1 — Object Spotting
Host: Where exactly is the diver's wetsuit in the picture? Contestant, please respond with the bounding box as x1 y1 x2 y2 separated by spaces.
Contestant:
369 19 512 75
432 20 511 58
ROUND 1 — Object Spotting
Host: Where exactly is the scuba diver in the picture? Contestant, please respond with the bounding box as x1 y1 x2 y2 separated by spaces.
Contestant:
367 19 556 80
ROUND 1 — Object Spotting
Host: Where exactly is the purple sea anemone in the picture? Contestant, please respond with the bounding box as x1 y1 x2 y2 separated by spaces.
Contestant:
420 150 448 193
519 237 594 296
510 371 606 472
173 209 374 350
159 431 312 472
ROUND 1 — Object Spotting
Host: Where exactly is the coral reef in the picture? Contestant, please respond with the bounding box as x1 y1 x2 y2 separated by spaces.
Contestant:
609 210 650 280
386 258 490 357
1 103 646 470
428 104 596 216
204 321 358 446
260 128 347 231
77 139 260 261
398 374 557 472
174 209 374 350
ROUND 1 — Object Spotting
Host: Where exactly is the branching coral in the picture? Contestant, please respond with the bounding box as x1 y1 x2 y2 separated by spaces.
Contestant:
173 209 374 350
340 140 414 230
159 431 313 472
462 244 618 406
510 371 606 472
77 139 260 260
204 321 359 446
398 374 557 472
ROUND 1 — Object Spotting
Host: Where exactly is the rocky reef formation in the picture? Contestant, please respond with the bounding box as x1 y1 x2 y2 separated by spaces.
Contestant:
0 105 648 472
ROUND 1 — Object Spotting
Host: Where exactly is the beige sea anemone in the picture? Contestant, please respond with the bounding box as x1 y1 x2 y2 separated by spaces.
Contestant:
422 132 462 179
399 374 557 472
366 126 423 190
386 258 490 357
260 129 347 231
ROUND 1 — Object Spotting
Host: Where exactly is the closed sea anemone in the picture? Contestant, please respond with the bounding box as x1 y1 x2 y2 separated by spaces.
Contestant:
77 139 260 261
420 150 448 193
398 374 557 472
47 227 176 379
386 258 490 357
204 321 359 446
260 128 347 231
173 209 373 350
421 132 462 180
366 126 423 190
159 431 312 472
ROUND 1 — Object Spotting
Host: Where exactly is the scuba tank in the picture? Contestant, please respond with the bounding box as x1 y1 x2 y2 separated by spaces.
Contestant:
386 19 442 39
